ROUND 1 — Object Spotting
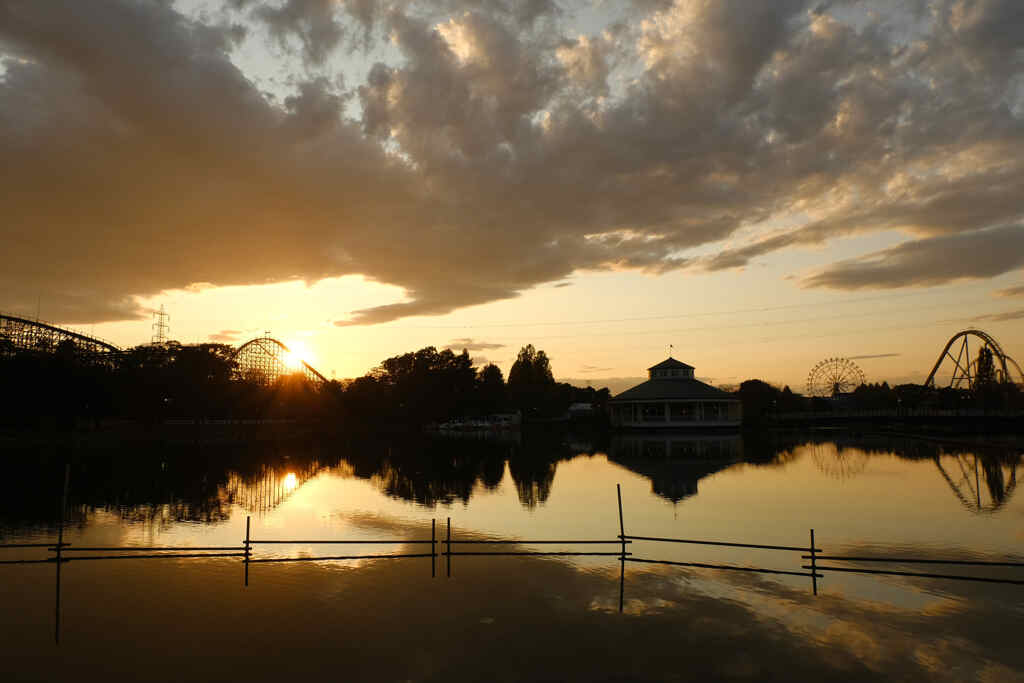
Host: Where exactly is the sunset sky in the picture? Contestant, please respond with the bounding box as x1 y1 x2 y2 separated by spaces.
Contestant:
2 0 1023 391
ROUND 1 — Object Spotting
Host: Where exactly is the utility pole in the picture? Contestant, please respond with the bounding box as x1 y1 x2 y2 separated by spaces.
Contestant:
151 304 169 344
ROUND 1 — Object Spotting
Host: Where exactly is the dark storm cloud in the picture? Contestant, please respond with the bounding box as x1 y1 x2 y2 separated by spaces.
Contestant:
251 0 348 64
800 225 1024 290
2 0 1024 325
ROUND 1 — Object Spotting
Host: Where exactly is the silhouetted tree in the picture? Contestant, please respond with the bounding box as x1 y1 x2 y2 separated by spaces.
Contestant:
475 363 507 415
737 379 779 425
975 347 996 387
372 346 476 422
508 344 558 416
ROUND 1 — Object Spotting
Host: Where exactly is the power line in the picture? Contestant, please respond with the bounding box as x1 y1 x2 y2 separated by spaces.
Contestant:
385 289 944 329
471 297 989 343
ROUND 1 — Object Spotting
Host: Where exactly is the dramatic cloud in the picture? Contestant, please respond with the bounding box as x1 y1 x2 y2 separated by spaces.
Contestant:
800 225 1024 290
996 283 1024 297
446 337 504 351
972 308 1024 322
2 0 1024 325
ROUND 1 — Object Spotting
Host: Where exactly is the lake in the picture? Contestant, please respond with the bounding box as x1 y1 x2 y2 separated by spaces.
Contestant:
1 430 1022 682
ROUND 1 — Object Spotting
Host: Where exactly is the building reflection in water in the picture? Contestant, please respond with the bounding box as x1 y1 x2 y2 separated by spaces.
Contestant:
606 432 743 503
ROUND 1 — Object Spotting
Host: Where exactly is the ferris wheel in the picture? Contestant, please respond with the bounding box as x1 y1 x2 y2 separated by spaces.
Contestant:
806 357 866 397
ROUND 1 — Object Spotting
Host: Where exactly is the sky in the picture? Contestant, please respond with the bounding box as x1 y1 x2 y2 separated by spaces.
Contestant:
1 0 1023 392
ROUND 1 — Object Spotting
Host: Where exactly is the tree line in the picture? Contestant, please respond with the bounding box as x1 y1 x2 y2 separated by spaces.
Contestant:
736 377 1023 425
3 337 1018 432
0 340 610 430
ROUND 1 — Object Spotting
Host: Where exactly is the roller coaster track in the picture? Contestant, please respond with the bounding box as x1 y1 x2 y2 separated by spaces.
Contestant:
0 312 122 356
1 316 328 386
232 336 328 386
925 329 1023 389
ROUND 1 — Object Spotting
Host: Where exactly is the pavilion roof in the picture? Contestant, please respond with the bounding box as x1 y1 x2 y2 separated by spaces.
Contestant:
647 357 694 371
610 378 735 402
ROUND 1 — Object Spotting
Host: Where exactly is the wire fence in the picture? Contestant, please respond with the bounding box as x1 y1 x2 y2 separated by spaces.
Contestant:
3 479 1023 601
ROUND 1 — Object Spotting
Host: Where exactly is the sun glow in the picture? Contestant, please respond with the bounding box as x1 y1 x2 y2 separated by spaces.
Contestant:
283 472 297 491
284 340 315 370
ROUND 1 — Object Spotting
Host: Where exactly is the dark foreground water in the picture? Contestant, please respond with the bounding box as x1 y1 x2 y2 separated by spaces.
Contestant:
1 431 1022 682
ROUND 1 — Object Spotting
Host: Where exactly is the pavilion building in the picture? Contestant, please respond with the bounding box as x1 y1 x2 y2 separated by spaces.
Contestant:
609 358 741 428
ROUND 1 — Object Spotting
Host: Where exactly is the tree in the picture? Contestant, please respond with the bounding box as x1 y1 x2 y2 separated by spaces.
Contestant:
475 363 507 415
507 345 557 416
508 345 553 387
371 346 477 422
975 347 996 387
737 379 779 424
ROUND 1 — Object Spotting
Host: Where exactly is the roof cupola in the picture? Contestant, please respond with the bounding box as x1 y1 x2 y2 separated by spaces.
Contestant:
647 357 694 380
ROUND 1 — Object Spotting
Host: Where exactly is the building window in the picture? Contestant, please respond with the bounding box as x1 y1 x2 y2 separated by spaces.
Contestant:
641 403 666 421
670 403 696 421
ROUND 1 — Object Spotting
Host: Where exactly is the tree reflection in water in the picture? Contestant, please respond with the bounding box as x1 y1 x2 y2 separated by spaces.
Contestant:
0 432 1019 526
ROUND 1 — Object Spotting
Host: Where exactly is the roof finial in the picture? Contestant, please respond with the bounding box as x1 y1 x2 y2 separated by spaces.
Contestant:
669 343 674 358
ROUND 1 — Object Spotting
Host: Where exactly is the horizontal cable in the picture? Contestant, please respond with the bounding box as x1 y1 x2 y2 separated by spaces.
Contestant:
448 551 631 557
628 557 819 578
448 540 630 545
62 553 247 562
0 558 56 565
248 553 434 564
249 540 434 545
803 565 1024 585
55 546 244 552
802 555 1024 567
623 535 818 553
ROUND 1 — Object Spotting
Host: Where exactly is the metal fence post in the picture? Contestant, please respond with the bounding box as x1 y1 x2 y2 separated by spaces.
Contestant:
431 518 436 578
55 463 69 644
617 484 626 613
244 515 251 587
446 517 451 579
809 529 817 596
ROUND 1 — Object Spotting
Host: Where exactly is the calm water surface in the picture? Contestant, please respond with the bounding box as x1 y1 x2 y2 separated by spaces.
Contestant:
1 431 1022 682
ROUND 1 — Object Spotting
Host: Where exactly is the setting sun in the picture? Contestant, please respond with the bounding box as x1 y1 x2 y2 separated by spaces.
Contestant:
284 340 315 370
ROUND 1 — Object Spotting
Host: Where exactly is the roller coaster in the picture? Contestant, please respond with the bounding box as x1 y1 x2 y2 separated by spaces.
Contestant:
0 312 121 357
0 313 327 385
924 329 1024 389
232 336 328 386
5 313 1017 392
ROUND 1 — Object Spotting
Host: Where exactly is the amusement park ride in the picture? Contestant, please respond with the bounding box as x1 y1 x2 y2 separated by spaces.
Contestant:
2 311 1022 393
804 328 1024 397
0 312 328 386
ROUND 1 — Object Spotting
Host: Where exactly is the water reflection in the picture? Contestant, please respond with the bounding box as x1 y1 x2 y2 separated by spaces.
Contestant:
10 535 1024 682
1 432 1021 533
3 431 1023 681
606 433 743 503
933 453 1018 513
809 442 870 479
